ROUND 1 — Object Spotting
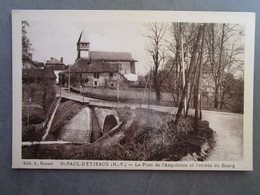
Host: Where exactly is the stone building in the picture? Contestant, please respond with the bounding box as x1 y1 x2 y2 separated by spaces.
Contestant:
45 57 67 84
62 31 138 88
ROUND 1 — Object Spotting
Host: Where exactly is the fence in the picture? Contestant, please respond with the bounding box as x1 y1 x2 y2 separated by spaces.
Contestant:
70 86 174 106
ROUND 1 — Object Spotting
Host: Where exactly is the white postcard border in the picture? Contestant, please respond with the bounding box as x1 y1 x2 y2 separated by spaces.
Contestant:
12 10 255 171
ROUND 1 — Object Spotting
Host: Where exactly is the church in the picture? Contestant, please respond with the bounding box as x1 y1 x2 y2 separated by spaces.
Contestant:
61 31 138 88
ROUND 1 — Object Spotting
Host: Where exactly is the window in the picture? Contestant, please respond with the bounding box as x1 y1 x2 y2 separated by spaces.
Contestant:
94 81 98 86
109 73 113 78
94 73 99 78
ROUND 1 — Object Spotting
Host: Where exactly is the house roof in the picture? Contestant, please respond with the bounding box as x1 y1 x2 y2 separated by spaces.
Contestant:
22 57 45 69
46 58 64 65
36 62 45 68
46 65 67 71
77 31 89 44
23 69 56 79
63 58 121 73
89 51 135 61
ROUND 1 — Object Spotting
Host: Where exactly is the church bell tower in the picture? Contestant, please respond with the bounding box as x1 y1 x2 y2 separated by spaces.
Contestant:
76 31 90 60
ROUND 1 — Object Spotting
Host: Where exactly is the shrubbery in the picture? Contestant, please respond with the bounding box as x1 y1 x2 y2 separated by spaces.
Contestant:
22 105 215 161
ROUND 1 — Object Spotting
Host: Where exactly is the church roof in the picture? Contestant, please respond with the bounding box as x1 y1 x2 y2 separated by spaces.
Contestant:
89 51 134 61
63 59 121 73
77 31 89 44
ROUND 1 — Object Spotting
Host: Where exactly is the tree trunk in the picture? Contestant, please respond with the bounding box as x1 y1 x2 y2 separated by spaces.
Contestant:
185 65 198 116
214 86 219 109
194 24 205 134
153 72 161 104
216 23 225 110
175 25 204 126
194 84 199 134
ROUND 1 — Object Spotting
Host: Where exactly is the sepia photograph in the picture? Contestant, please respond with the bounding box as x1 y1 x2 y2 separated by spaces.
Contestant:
12 10 254 170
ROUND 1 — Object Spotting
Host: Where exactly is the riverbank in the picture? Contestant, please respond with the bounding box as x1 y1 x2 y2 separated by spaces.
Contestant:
22 102 215 161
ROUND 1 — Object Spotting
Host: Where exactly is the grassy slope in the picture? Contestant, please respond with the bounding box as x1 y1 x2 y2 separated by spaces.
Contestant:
22 98 58 141
72 108 214 161
23 105 215 161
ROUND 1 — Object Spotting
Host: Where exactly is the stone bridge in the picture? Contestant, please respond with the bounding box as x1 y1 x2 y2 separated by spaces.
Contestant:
57 104 120 143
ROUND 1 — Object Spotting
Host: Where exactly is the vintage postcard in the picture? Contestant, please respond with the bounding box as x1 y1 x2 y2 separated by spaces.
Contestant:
12 10 255 170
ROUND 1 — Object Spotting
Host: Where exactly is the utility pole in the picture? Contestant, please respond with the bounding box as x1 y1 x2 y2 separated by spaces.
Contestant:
59 73 61 98
82 85 84 103
140 73 150 108
148 73 152 109
27 98 32 127
117 74 120 101
181 37 187 115
68 67 71 92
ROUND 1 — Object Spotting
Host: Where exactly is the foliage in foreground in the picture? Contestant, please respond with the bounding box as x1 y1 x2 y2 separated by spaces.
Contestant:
77 108 214 161
23 106 215 161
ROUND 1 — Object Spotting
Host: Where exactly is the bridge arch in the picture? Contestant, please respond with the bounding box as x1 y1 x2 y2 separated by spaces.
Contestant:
93 107 120 135
103 114 118 134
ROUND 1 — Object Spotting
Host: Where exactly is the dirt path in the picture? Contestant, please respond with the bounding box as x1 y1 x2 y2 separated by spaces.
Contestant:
203 113 243 161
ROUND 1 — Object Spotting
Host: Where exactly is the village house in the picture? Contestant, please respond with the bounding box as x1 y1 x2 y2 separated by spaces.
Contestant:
22 56 44 69
61 31 138 88
45 57 67 84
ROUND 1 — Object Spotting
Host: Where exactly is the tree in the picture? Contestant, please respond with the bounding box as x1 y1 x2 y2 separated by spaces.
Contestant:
205 23 244 109
145 22 167 104
22 21 33 59
166 23 203 110
174 24 205 127
166 23 184 106
218 73 244 112
194 24 206 133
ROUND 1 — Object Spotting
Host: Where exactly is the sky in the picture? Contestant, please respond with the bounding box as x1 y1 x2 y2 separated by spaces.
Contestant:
25 20 245 77
26 21 152 75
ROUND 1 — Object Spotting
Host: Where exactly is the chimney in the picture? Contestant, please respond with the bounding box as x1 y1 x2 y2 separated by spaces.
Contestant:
60 57 63 63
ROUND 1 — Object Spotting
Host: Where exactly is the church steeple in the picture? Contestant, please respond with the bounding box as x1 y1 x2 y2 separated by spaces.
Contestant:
76 31 90 60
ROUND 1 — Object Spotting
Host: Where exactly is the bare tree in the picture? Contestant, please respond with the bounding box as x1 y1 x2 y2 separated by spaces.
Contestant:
166 23 203 111
174 24 205 127
194 24 206 133
145 22 167 104
166 23 184 106
205 23 244 110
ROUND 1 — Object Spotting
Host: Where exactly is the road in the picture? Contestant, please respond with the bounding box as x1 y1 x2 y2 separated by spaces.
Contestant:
203 113 243 161
59 89 244 161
